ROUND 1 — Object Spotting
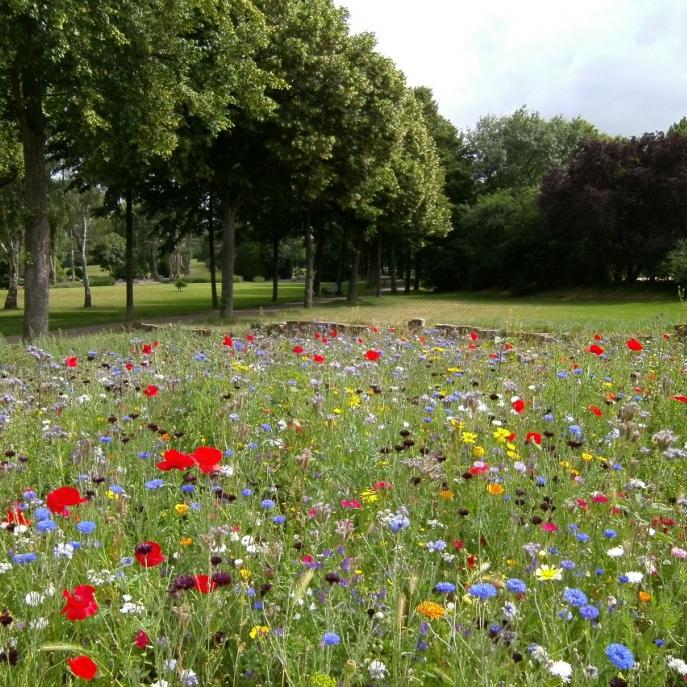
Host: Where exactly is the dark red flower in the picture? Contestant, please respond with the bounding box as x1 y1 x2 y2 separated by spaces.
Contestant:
135 541 166 568
191 446 222 474
192 574 217 593
156 449 195 472
626 338 643 352
46 487 87 515
143 385 159 397
61 585 98 621
673 395 687 403
133 630 150 648
67 655 98 680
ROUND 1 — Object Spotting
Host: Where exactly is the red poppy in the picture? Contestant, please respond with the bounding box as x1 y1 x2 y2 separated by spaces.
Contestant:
588 344 604 355
593 333 603 341
673 395 687 403
61 585 99 621
466 554 478 569
312 354 325 364
314 332 322 340
124 362 134 371
330 329 338 338
156 449 195 472
65 357 78 368
143 385 159 398
246 334 255 342
525 432 542 446
512 399 526 414
133 629 151 648
292 345 304 354
135 541 166 568
469 331 479 341
4 508 30 526
626 338 643 352
588 404 603 416
469 462 490 476
223 336 233 347
452 539 464 550
192 574 217 593
373 481 393 489
364 350 381 361
191 446 222 474
67 655 98 680
46 487 87 515
142 344 153 355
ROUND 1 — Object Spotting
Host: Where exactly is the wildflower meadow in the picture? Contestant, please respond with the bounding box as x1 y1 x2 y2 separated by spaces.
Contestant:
0 325 686 686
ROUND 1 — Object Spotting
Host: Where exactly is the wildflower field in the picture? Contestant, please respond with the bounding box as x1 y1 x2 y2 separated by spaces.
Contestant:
0 325 686 687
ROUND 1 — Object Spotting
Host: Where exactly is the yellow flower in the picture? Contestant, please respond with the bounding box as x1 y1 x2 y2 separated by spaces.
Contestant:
239 568 252 581
416 601 445 619
311 673 337 687
174 503 190 516
461 431 478 444
487 483 505 496
472 445 485 458
440 489 454 501
493 427 511 442
360 488 378 504
249 625 270 639
106 490 118 500
179 537 193 546
535 565 563 581
581 453 593 462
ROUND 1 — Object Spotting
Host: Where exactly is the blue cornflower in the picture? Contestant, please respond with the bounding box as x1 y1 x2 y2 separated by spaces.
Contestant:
120 557 134 566
109 484 125 494
100 436 113 444
260 423 272 432
579 605 600 620
273 515 286 525
145 479 165 490
389 513 410 533
138 451 150 460
435 582 456 594
34 507 51 521
180 484 196 494
36 520 57 534
618 575 629 583
562 587 588 607
654 639 665 647
605 643 634 670
535 476 547 486
576 532 590 543
13 552 37 564
561 559 576 570
543 413 554 422
603 529 617 539
426 540 446 552
261 499 276 509
76 521 97 535
224 449 234 457
568 425 582 437
194 353 207 362
468 583 498 600
556 371 568 379
241 488 253 497
322 632 341 646
505 578 527 594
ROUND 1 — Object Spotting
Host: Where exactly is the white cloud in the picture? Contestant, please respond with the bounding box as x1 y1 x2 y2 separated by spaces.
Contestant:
336 0 687 135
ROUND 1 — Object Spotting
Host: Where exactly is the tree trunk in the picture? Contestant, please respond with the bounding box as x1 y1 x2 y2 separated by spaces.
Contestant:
125 186 134 320
13 64 49 339
150 237 159 281
389 238 398 294
413 252 420 292
208 198 218 309
79 209 92 308
313 228 324 297
366 244 375 288
375 234 382 297
219 194 237 318
304 211 314 309
70 243 76 282
3 235 20 311
182 239 191 277
336 235 346 296
347 239 361 303
271 235 279 303
404 251 412 294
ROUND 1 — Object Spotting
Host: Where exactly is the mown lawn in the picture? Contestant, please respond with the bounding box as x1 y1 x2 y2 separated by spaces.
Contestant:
0 281 306 337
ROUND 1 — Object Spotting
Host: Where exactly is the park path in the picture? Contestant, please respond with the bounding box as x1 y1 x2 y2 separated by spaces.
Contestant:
2 296 348 344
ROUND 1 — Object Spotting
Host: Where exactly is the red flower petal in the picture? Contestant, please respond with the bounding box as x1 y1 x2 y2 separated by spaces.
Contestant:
223 336 233 347
364 350 381 361
192 574 217 593
65 357 78 368
135 541 166 568
525 432 542 446
588 404 603 416
292 345 304 354
512 399 526 414
588 344 604 356
46 487 87 515
61 585 99 621
155 449 195 472
67 655 98 680
142 385 159 397
626 338 643 351
673 395 687 404
191 446 222 474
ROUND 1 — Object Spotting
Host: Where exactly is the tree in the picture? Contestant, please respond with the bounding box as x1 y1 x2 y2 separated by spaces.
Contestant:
467 106 598 194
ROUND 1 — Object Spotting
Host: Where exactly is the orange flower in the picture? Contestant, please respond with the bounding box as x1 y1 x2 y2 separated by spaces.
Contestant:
439 489 454 501
487 483 505 496
638 591 651 603
416 601 445 619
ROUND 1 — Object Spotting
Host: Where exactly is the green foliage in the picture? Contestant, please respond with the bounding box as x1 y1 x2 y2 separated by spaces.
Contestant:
235 241 268 281
93 233 126 278
665 239 687 287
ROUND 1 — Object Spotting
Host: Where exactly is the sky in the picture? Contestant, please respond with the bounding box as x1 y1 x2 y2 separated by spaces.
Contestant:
335 0 687 136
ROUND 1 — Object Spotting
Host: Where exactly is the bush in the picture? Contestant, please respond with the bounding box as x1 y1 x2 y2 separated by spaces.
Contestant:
233 275 244 283
665 240 687 287
89 275 116 287
252 275 265 283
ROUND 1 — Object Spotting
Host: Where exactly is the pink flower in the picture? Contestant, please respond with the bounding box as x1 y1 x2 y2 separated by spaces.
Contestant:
341 499 362 509
541 522 559 532
671 546 687 560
